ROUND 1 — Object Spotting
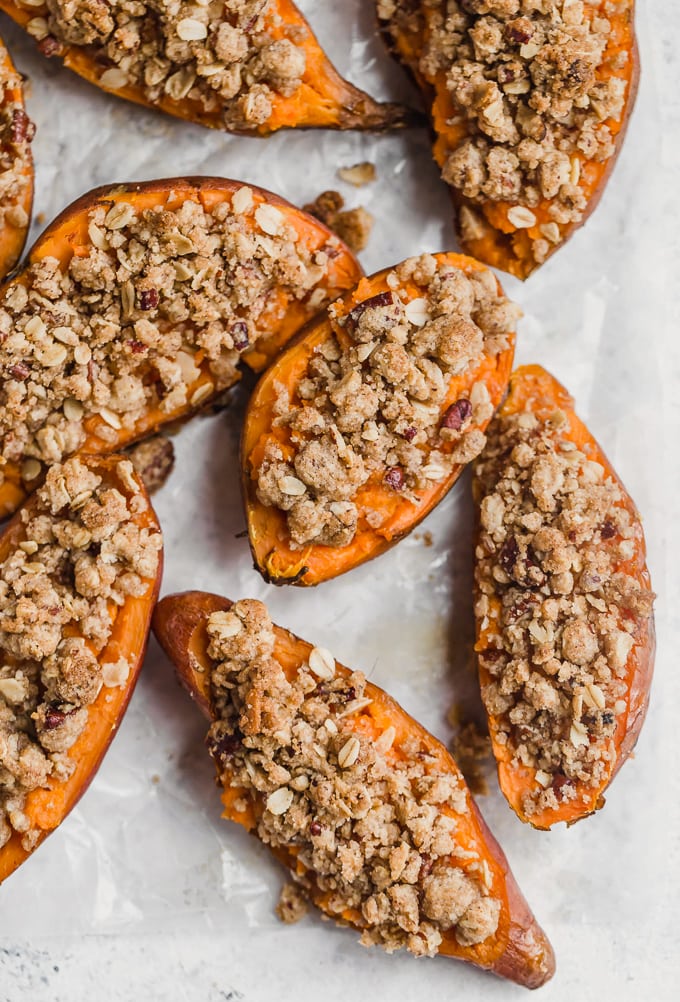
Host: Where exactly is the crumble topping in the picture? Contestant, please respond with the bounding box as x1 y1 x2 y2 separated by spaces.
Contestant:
473 400 654 818
255 254 517 549
205 599 501 956
303 190 374 254
28 1 308 131
0 457 162 851
378 0 631 263
0 44 34 250
0 189 340 485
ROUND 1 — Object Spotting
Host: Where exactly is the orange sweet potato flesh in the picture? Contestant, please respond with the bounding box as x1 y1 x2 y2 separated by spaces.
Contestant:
242 253 515 586
378 2 639 279
0 0 413 135
0 177 362 518
0 37 34 279
153 590 555 988
473 365 655 830
0 455 163 883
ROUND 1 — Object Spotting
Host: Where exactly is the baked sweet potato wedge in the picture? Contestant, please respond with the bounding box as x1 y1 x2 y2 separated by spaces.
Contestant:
472 365 655 829
0 176 362 518
153 591 555 987
0 36 34 279
0 0 413 135
377 1 638 278
0 454 163 882
243 252 517 585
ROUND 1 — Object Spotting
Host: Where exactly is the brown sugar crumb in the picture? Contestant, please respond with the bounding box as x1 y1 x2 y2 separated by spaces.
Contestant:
205 599 501 957
276 881 309 924
127 435 175 495
255 254 518 550
27 1 308 132
378 1 632 263
0 44 34 250
473 404 654 817
0 189 339 482
303 191 374 253
0 457 162 851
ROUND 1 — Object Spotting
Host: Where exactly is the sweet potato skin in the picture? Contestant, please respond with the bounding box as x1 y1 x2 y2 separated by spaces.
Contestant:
0 0 414 135
153 590 555 989
473 365 655 829
377 2 639 279
0 37 34 280
242 252 516 586
0 176 362 517
0 455 163 883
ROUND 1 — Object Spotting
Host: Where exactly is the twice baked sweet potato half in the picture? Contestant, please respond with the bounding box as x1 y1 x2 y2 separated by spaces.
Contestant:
0 177 362 517
153 591 554 987
0 0 412 135
243 252 517 585
0 454 163 882
472 365 655 829
0 36 34 279
377 0 638 278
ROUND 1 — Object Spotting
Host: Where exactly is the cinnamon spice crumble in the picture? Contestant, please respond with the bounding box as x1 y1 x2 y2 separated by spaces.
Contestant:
205 599 501 955
254 254 518 549
26 1 309 131
0 188 340 484
378 0 632 263
473 399 654 817
0 457 162 851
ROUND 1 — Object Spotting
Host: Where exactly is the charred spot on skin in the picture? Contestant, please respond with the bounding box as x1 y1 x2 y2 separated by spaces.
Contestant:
442 398 472 431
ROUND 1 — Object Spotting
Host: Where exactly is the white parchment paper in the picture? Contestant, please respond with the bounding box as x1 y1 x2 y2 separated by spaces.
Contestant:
0 2 677 1000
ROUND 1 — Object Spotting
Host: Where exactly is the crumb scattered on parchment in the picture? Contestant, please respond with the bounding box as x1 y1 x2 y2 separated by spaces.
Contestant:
276 882 309 925
337 162 377 187
128 435 175 494
449 714 492 797
303 190 374 252
415 531 434 548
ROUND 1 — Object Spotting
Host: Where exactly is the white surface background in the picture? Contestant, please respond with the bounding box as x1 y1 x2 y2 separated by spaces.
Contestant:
1 1 679 999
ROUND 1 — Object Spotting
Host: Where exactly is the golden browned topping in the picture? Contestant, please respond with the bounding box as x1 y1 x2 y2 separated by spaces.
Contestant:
303 190 374 253
0 189 339 483
205 599 501 955
0 457 162 850
378 0 631 263
0 44 34 240
474 404 654 817
28 1 307 131
255 255 517 549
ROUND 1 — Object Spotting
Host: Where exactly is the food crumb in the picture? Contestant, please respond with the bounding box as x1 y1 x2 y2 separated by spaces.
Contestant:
276 882 309 925
450 719 492 797
128 435 175 495
337 162 377 187
304 190 374 252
